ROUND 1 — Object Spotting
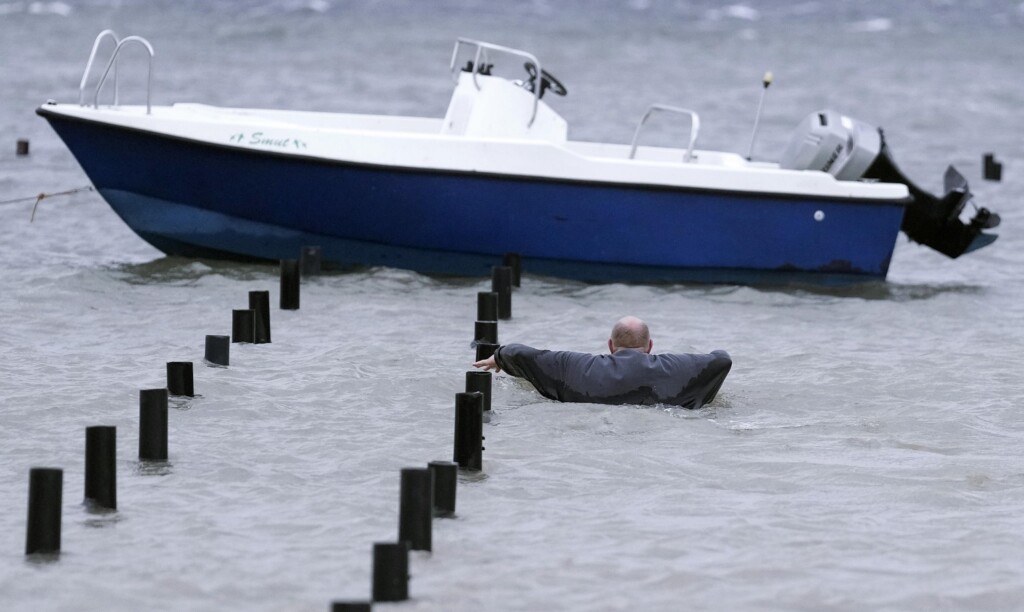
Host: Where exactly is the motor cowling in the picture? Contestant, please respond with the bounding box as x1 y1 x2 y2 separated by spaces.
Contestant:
780 110 999 258
779 110 881 181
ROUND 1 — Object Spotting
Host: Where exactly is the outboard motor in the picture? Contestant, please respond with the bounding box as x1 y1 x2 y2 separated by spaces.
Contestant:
780 110 999 258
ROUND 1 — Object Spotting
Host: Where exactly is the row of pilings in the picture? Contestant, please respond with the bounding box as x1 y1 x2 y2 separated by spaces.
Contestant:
25 249 319 554
337 255 521 607
22 248 524 610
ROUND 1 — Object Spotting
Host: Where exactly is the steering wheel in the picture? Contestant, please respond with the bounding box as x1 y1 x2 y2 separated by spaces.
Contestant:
524 62 568 98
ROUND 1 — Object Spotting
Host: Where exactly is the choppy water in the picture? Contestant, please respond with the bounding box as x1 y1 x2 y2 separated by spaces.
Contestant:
2 1 1023 610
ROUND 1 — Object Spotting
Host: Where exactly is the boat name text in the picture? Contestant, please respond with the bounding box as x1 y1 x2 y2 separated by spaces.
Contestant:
229 132 308 150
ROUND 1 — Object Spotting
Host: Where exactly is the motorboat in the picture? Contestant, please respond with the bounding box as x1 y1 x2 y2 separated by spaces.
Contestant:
37 33 1000 284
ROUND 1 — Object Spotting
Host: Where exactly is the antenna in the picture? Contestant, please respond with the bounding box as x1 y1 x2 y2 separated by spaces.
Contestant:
746 71 773 161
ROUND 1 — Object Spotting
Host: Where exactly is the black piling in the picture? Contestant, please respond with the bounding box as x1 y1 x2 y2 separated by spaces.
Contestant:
16 139 29 156
428 460 457 518
300 245 322 276
331 603 371 612
398 468 433 552
474 320 498 346
84 426 116 511
453 391 484 471
477 291 498 322
465 370 492 412
139 388 168 461
372 542 409 602
232 309 255 343
205 334 230 366
503 252 522 287
475 342 498 363
983 153 1002 181
25 467 62 555
280 259 300 310
491 266 512 320
248 290 271 344
166 361 194 397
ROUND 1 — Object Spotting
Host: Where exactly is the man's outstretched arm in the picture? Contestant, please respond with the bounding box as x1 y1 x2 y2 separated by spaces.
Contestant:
472 344 570 402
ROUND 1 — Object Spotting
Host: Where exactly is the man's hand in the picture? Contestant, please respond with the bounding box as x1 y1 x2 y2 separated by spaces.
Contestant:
473 355 501 373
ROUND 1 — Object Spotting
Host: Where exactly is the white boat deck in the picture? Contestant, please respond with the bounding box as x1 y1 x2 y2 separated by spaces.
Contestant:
175 104 760 168
41 97 907 202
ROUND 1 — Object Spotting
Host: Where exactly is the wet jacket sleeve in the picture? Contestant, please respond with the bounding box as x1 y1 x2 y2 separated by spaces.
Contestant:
493 343 579 402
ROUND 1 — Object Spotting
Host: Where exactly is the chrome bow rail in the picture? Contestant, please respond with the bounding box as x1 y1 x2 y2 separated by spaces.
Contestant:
449 38 542 126
79 30 155 115
79 29 119 106
629 104 701 163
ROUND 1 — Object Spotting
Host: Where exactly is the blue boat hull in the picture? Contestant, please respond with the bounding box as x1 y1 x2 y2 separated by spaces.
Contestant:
40 111 907 284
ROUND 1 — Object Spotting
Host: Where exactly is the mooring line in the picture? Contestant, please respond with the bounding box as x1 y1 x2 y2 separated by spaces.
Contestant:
0 185 94 221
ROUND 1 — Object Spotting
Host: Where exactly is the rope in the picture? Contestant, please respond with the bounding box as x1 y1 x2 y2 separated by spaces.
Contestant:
0 186 94 222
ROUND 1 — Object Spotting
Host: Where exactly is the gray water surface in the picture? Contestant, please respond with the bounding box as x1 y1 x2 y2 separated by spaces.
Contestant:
1 2 1023 610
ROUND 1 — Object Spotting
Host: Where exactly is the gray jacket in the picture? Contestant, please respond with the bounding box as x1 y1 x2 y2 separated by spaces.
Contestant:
493 343 732 408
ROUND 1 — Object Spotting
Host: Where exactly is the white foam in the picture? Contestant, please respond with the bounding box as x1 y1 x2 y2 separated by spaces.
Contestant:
725 4 760 20
849 17 894 32
27 1 71 16
705 4 760 22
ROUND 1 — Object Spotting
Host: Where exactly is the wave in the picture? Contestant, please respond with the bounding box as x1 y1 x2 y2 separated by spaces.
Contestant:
0 1 72 16
705 3 760 22
848 17 894 32
32 1 71 16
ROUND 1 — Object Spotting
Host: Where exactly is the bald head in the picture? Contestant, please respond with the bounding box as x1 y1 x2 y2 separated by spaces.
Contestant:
609 316 652 353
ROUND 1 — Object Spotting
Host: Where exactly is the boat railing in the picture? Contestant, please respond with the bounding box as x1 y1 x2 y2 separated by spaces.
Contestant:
629 104 701 163
79 30 120 106
449 38 541 127
92 35 155 115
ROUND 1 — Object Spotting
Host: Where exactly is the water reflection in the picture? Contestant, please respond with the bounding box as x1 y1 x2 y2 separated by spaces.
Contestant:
134 461 173 476
82 502 122 528
24 552 61 565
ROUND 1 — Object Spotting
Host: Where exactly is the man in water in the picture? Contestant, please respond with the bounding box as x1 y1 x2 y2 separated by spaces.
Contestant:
472 316 731 409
